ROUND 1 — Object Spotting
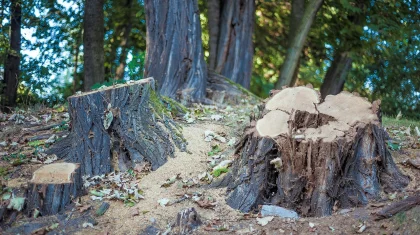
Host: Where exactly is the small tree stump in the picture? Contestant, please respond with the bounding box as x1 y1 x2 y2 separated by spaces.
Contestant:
48 78 186 176
225 86 409 216
26 163 82 216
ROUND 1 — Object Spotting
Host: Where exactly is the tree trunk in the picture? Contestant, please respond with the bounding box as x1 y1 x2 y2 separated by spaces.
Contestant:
224 86 409 216
48 78 186 177
210 0 255 89
83 0 105 91
275 0 323 89
1 0 21 110
144 0 207 103
288 0 305 87
72 32 82 93
115 0 133 80
207 0 221 70
26 163 83 216
320 51 352 99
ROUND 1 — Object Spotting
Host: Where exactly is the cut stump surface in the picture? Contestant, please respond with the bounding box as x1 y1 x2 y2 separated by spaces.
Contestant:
225 87 409 216
26 163 82 216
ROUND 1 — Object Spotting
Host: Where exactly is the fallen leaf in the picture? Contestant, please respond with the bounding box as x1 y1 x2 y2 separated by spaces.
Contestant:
196 199 217 209
256 216 274 226
82 222 94 228
158 198 170 207
7 197 25 211
78 205 91 213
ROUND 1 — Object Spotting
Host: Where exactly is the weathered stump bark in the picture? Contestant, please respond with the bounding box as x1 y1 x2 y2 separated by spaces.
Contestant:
225 86 409 216
48 78 186 177
26 163 82 216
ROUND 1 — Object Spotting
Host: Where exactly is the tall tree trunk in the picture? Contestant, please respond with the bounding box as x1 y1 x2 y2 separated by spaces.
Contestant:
320 52 353 99
207 0 221 70
288 0 305 87
83 0 105 91
2 0 21 110
275 0 323 89
144 0 207 102
72 32 82 93
211 0 255 89
115 0 133 80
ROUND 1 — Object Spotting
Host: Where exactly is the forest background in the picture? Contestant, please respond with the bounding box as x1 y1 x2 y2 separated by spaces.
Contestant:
0 0 419 119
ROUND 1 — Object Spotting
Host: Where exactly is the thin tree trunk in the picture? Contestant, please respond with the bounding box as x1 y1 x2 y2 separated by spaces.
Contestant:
275 0 323 89
288 0 305 87
214 0 255 89
83 0 105 91
320 51 352 99
207 0 221 70
144 0 207 102
115 0 133 80
72 32 81 93
2 0 21 109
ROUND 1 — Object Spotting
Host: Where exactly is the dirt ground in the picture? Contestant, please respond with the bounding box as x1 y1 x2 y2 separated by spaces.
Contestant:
1 102 420 235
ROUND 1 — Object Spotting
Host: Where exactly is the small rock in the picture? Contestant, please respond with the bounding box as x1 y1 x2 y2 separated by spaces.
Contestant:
0 141 7 147
309 222 315 228
261 205 299 219
357 224 367 233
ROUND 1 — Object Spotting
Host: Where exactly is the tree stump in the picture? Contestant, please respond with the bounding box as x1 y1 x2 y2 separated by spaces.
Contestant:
225 86 409 216
26 163 82 216
48 78 186 177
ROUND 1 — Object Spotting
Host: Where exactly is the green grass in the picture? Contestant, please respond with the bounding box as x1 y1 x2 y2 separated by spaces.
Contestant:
383 116 420 128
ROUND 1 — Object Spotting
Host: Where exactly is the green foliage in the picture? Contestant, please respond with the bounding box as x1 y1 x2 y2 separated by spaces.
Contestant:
208 145 221 157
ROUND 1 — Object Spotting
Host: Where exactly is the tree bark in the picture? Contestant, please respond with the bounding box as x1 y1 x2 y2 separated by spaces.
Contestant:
72 32 82 93
2 0 21 110
210 0 255 89
26 163 83 216
320 51 352 99
275 0 323 89
83 0 105 91
288 0 305 87
144 0 207 103
48 78 186 176
224 87 409 216
115 0 133 80
207 0 221 70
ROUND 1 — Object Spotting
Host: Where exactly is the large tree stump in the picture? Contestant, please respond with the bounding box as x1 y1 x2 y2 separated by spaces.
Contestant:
48 78 186 177
225 86 409 216
26 163 82 216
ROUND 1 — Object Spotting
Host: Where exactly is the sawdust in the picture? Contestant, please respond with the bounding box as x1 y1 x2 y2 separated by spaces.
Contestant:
77 121 239 235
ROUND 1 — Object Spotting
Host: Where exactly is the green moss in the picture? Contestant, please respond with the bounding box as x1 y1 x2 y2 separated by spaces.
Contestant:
162 96 188 116
212 167 229 177
149 89 188 119
149 89 171 119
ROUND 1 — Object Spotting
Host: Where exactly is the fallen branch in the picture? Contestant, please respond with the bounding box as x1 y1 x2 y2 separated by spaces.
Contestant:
374 194 420 220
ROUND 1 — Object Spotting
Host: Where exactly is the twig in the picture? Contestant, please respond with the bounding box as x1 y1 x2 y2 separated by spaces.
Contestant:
374 194 420 220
